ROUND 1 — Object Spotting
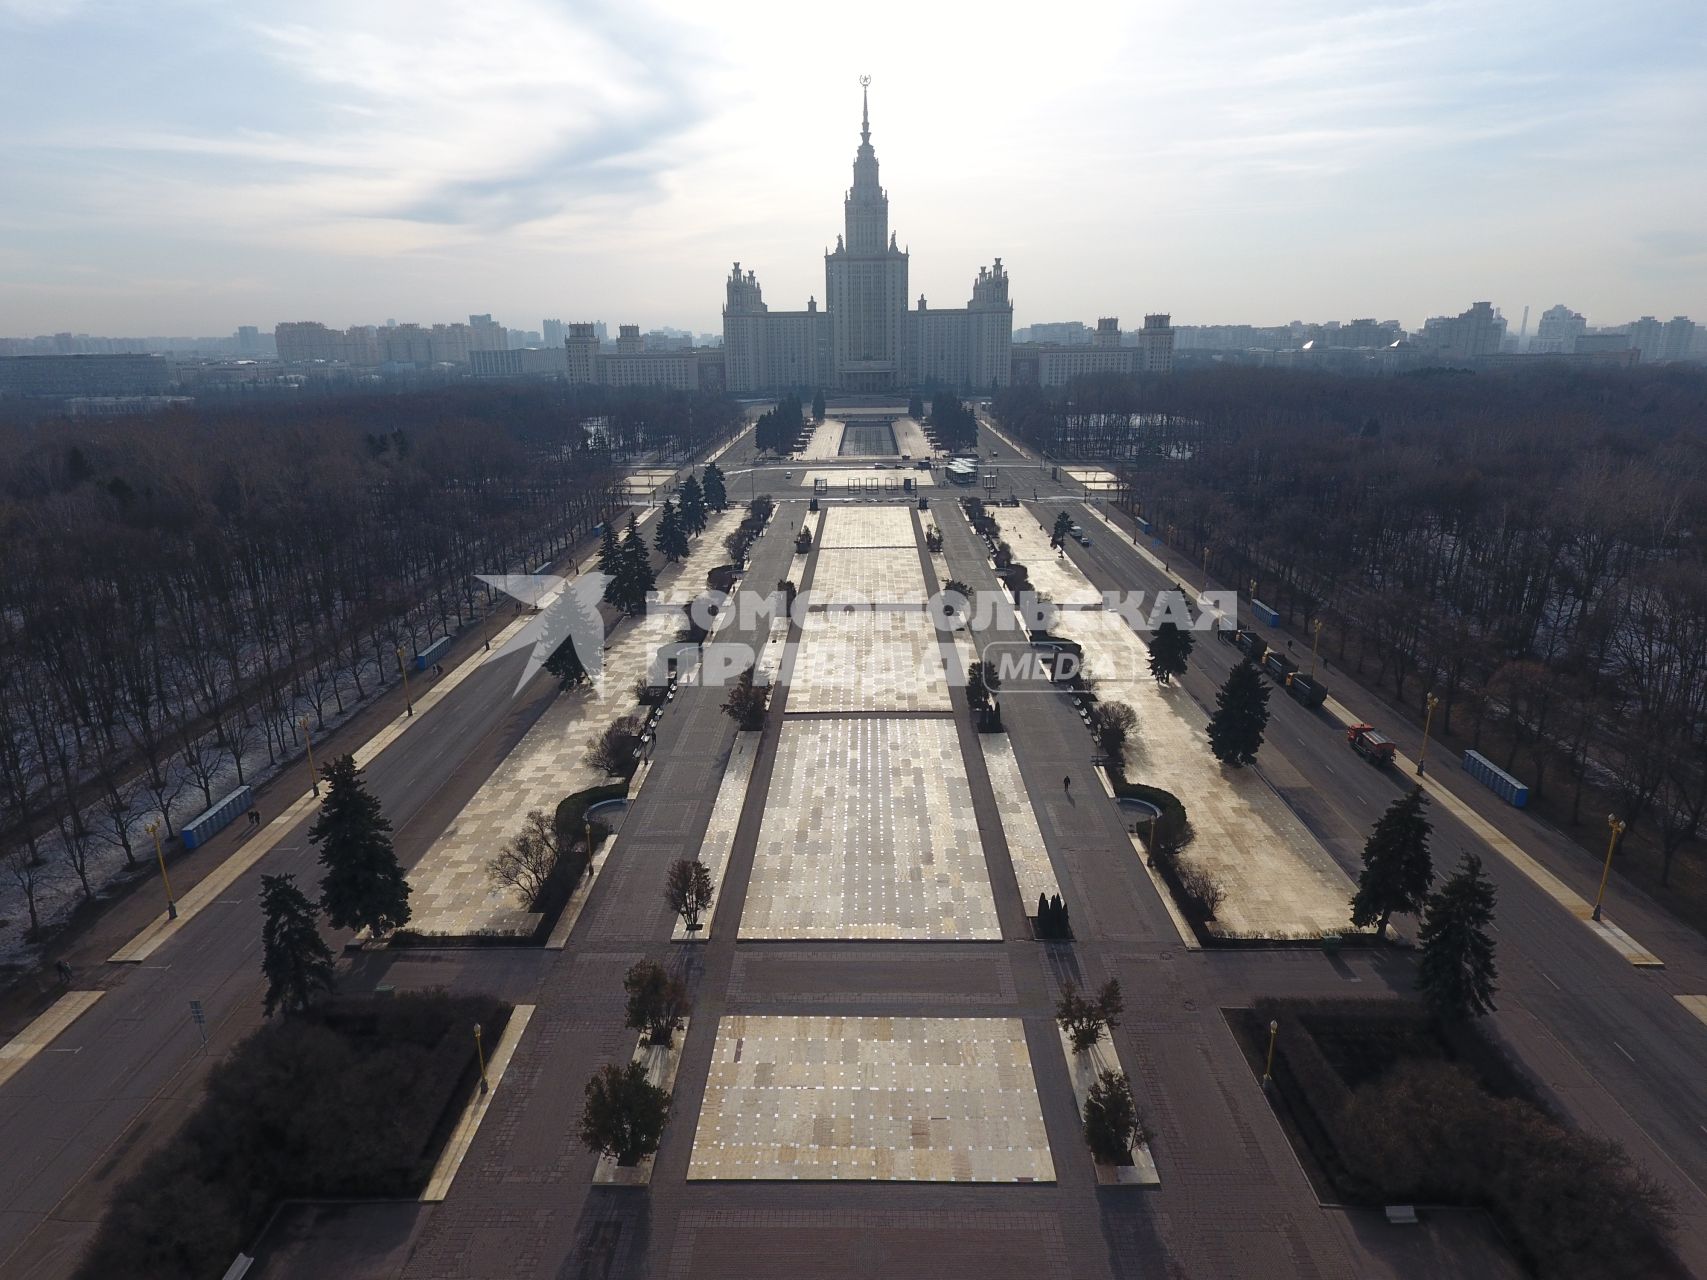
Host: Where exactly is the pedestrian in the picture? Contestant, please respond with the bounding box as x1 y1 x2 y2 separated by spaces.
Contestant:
55 960 72 985
1063 775 1072 795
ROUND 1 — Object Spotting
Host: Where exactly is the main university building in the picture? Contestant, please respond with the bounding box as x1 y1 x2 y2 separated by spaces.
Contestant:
721 86 1015 395
718 87 1173 395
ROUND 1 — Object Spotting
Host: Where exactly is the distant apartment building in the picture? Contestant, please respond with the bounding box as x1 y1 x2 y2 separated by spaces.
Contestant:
471 347 569 377
1623 316 1699 364
1535 304 1587 353
1022 321 1093 346
542 318 565 348
0 353 173 397
1420 301 1506 360
564 322 723 392
276 314 508 367
1009 315 1172 386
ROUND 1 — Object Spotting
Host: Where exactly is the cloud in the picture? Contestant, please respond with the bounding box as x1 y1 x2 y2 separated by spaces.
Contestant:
2 0 1704 333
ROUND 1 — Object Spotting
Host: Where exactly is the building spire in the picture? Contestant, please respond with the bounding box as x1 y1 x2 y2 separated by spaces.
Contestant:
859 74 871 145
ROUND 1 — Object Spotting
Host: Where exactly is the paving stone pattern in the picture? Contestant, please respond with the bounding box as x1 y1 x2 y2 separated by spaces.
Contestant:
819 506 921 548
810 548 931 606
788 611 951 713
406 512 745 936
687 1015 1055 1182
980 735 1061 910
737 717 1000 940
995 510 1356 939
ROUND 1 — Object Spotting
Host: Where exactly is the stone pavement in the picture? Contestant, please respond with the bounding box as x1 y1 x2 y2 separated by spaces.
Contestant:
788 611 950 713
737 717 999 941
994 508 1357 940
980 735 1061 911
687 1014 1054 1182
675 732 759 941
800 418 849 459
809 548 930 606
820 505 919 548
406 511 745 937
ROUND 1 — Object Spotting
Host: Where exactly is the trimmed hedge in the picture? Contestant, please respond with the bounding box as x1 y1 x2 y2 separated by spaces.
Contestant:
1244 998 1678 1279
1111 778 1189 849
77 992 509 1280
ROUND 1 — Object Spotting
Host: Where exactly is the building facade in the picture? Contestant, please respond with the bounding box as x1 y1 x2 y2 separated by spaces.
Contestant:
723 86 1012 394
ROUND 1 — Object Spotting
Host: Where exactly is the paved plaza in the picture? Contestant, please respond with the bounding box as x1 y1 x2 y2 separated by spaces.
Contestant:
407 512 743 937
675 732 759 940
687 1015 1055 1182
800 417 849 459
819 505 920 548
1000 507 1358 939
1062 466 1120 492
737 717 1000 940
810 548 930 606
803 469 935 491
980 735 1060 910
788 611 951 713
990 510 1103 606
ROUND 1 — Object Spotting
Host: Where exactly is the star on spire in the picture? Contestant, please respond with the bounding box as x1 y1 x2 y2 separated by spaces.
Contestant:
859 74 871 145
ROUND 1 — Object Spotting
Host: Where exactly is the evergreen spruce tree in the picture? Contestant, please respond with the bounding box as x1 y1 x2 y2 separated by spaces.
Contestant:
702 461 728 511
542 573 600 690
596 522 622 579
1206 658 1270 767
1148 620 1195 685
259 873 334 1017
311 755 412 937
1417 852 1498 1021
655 500 689 563
1350 787 1435 935
1052 511 1073 547
678 473 708 535
610 513 656 614
812 389 827 422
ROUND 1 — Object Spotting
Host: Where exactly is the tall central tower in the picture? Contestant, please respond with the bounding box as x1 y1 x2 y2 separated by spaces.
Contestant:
825 78 909 393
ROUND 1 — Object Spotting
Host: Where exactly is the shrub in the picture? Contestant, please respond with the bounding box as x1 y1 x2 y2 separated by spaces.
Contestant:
1083 1069 1148 1164
1089 701 1137 762
1056 979 1124 1053
486 809 562 909
584 714 643 779
580 1061 671 1167
1177 864 1225 921
1249 999 1677 1279
77 993 507 1280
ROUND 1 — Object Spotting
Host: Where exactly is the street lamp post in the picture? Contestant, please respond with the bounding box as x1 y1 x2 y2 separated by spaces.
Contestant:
1262 1019 1279 1092
395 648 414 717
1202 545 1212 583
1417 693 1440 776
299 716 319 796
1309 619 1323 679
474 1023 489 1094
1592 814 1627 923
145 821 178 920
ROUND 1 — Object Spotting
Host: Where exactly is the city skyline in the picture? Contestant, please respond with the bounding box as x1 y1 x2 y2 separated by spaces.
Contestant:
2 0 1705 335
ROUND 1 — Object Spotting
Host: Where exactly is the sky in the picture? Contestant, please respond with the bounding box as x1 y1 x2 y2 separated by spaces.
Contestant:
2 0 1704 337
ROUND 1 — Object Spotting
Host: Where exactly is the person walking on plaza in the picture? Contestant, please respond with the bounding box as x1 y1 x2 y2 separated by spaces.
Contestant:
1063 775 1072 795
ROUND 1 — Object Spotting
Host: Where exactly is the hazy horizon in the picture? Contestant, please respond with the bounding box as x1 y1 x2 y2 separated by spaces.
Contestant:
3 0 1704 337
